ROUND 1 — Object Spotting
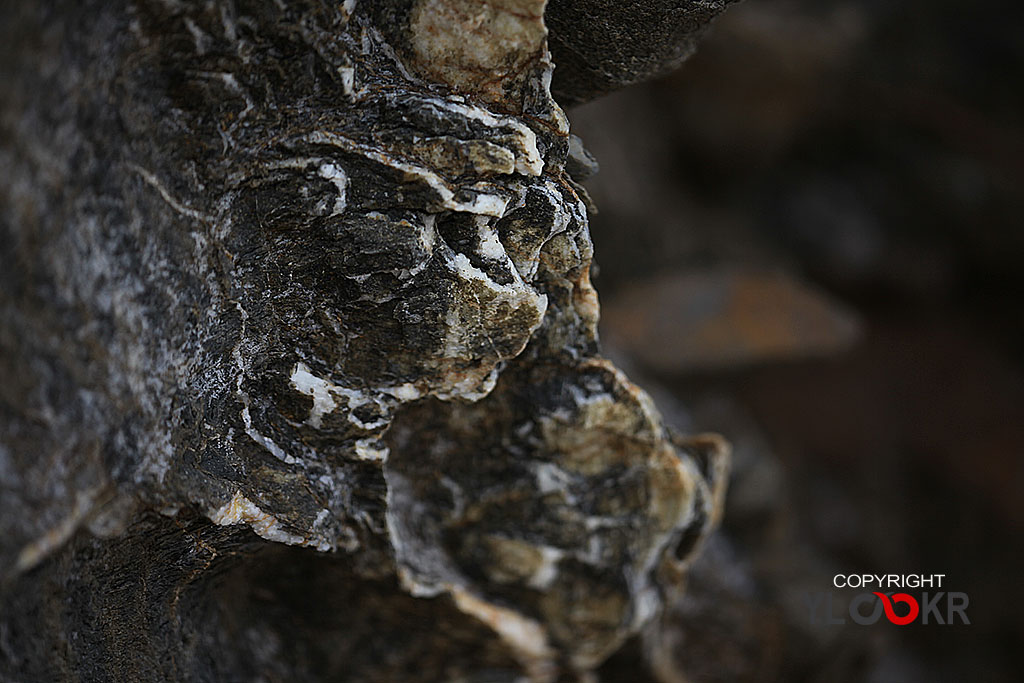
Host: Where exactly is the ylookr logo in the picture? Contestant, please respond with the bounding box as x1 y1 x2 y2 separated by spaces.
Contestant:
805 574 970 626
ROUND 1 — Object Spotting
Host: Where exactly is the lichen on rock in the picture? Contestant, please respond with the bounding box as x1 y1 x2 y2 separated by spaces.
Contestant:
0 0 728 679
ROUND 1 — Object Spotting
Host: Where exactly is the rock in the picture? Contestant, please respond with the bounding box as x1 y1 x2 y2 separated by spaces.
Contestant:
601 269 861 373
546 0 739 106
0 1 730 680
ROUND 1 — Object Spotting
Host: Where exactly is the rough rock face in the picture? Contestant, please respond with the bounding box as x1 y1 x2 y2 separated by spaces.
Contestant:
0 1 727 679
546 0 738 105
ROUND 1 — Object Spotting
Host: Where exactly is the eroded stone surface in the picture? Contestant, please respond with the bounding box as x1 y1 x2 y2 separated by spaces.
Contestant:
0 0 728 679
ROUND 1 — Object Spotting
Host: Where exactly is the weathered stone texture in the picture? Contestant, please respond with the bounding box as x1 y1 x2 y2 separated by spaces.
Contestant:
0 1 728 679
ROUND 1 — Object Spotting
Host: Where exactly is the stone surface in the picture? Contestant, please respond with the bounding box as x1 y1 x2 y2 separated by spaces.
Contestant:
546 0 738 106
0 1 729 680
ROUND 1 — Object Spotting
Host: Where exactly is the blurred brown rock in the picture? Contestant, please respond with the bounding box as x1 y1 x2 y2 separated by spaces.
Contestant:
601 269 860 373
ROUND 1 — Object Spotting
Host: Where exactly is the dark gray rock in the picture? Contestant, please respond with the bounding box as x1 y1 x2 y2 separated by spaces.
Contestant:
0 1 731 679
546 0 739 106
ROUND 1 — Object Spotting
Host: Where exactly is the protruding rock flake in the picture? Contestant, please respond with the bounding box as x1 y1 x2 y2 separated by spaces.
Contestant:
0 0 728 680
209 491 309 547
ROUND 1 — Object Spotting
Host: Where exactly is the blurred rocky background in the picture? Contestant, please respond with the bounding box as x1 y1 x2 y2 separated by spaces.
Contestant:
570 0 1024 680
